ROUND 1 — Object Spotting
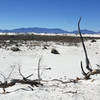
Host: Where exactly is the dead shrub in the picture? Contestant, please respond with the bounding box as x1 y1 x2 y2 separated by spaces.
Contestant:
51 48 60 54
11 47 21 52
91 39 96 43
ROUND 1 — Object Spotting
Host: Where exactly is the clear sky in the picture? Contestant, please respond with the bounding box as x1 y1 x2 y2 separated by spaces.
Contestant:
0 0 100 31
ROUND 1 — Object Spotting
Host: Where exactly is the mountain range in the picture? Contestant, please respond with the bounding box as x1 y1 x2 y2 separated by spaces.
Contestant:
0 27 99 34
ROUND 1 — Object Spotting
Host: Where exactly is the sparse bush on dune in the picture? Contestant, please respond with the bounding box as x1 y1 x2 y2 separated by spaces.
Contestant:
43 46 47 49
51 48 60 54
11 47 21 52
91 39 96 43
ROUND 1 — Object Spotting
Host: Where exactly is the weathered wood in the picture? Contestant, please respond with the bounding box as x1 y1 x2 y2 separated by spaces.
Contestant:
78 18 100 79
0 79 43 88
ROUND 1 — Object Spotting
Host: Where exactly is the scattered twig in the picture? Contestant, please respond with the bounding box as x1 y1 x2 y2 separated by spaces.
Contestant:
18 65 25 79
6 65 16 81
63 90 77 94
0 87 33 94
96 64 100 68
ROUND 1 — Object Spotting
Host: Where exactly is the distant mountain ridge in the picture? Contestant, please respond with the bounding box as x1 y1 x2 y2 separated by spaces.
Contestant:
72 29 97 34
0 27 69 33
0 27 99 34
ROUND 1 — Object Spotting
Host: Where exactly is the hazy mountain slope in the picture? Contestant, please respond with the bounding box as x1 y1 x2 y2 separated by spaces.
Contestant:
0 27 98 33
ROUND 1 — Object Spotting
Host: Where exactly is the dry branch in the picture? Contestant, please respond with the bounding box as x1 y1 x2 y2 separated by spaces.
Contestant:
78 17 92 72
78 17 100 79
7 65 15 80
37 57 42 83
0 63 43 93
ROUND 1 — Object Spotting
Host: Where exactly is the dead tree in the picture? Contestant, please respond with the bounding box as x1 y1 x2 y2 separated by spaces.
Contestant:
78 17 100 79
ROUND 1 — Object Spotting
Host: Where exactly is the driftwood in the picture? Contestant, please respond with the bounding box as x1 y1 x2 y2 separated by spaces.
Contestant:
0 63 43 93
0 79 43 89
78 17 100 79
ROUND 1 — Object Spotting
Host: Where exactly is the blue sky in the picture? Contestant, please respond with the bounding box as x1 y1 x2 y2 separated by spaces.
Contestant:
0 0 100 31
